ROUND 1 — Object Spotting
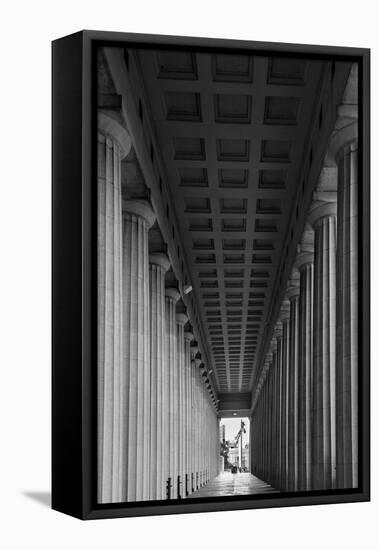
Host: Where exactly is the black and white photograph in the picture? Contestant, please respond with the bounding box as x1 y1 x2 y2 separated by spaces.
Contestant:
96 43 362 504
2 0 378 544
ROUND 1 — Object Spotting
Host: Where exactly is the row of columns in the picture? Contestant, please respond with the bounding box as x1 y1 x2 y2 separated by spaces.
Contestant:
97 113 219 503
250 64 358 492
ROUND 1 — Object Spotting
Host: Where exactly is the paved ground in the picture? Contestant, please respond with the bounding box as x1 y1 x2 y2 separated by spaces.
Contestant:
187 472 279 498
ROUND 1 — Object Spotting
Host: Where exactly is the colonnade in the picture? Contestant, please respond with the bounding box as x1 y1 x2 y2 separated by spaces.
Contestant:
250 64 358 492
97 113 219 503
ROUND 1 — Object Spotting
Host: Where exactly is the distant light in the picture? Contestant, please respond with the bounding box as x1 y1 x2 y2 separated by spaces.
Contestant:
184 285 192 294
233 412 237 416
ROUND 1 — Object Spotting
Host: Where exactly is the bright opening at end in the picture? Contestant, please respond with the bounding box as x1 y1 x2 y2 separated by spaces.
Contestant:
219 417 250 473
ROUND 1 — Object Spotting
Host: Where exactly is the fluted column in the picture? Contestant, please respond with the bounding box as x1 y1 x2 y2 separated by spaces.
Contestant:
176 311 188 497
279 302 290 491
274 323 283 488
184 328 194 496
97 115 131 503
249 413 254 473
122 199 156 502
296 252 314 491
266 365 271 480
336 139 359 489
198 366 202 487
309 200 337 490
263 355 272 481
261 375 266 478
270 337 278 486
165 287 180 498
190 342 199 489
194 356 201 488
149 253 170 500
287 285 300 491
200 377 205 484
190 357 196 490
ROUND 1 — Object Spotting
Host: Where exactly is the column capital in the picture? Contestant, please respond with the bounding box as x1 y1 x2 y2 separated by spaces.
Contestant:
176 312 189 326
278 299 290 322
269 336 277 353
190 340 199 355
308 200 337 229
98 111 132 159
286 285 300 301
262 363 270 379
123 199 156 229
165 286 180 303
287 268 300 287
293 251 314 272
297 225 314 255
149 252 170 272
274 321 283 339
184 330 195 342
327 122 358 165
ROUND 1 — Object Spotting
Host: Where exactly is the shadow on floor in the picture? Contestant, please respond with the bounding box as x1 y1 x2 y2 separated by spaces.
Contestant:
22 491 51 508
187 472 278 498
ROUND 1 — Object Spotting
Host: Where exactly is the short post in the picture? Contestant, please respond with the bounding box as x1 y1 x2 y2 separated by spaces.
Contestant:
166 477 172 500
177 475 182 499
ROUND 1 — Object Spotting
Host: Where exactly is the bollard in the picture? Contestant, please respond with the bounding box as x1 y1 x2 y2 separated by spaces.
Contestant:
166 477 172 500
177 475 182 499
185 473 189 497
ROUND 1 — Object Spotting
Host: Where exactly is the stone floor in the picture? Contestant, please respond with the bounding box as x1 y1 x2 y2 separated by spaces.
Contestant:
187 472 279 498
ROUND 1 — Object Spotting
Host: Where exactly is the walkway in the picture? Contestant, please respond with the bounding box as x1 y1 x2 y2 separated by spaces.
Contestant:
187 472 279 498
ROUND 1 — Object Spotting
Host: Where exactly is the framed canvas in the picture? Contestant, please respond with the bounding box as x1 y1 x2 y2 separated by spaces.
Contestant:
52 30 370 520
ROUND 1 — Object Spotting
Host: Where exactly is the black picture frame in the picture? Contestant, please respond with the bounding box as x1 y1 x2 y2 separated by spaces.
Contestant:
52 30 370 520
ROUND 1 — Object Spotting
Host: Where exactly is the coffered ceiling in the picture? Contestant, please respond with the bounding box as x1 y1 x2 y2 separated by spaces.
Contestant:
133 48 326 395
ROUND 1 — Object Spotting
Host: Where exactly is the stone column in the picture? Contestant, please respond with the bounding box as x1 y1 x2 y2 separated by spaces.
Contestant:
264 355 273 481
194 356 201 488
190 341 199 489
184 329 194 496
267 350 274 482
190 357 196 491
279 301 290 491
309 199 337 490
266 366 271 481
270 337 278 486
274 323 283 489
295 252 314 491
249 413 254 474
176 310 188 497
122 199 156 502
260 380 265 477
261 378 267 478
197 367 202 487
97 114 131 503
200 378 205 484
287 284 300 491
165 287 180 498
149 253 170 500
336 139 359 489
